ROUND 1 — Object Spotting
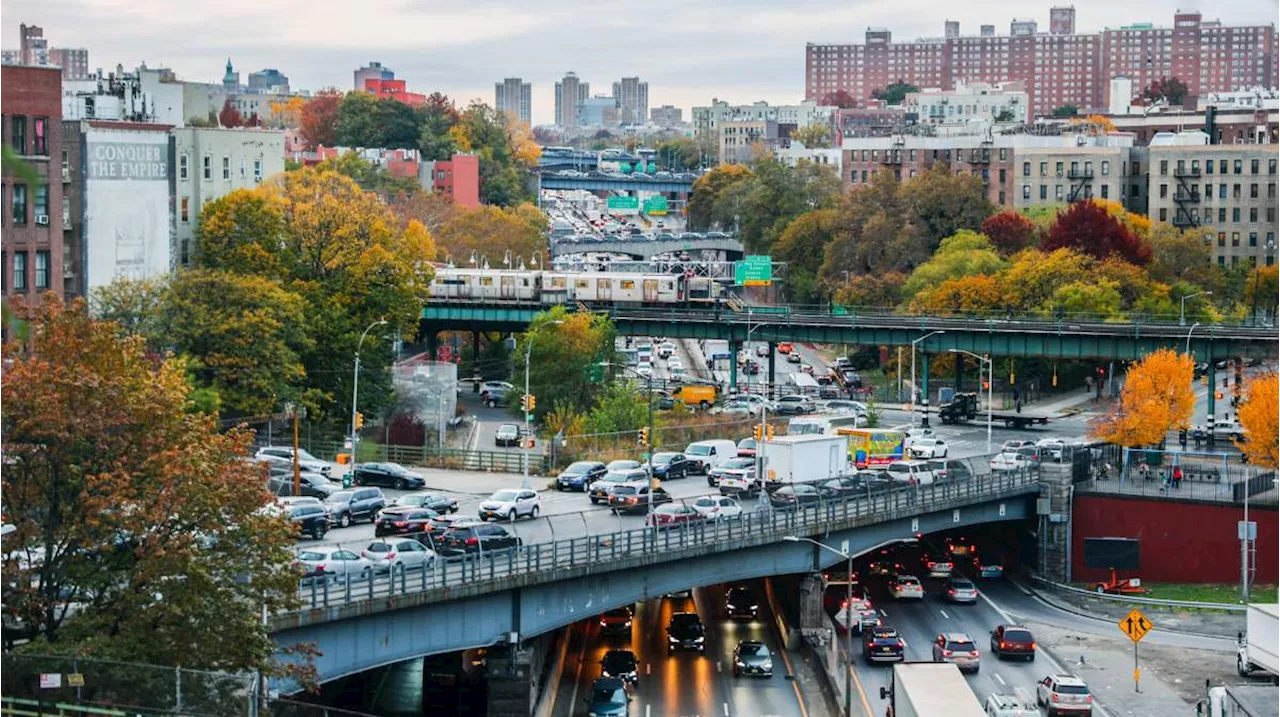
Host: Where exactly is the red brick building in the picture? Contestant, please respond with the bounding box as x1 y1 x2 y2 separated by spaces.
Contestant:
362 78 426 107
2 64 64 301
806 9 1278 117
423 154 480 208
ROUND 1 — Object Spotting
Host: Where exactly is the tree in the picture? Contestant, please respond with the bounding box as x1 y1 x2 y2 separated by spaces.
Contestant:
981 211 1038 254
315 150 420 198
1048 279 1123 318
820 90 858 109
433 203 546 266
1091 348 1195 447
775 208 838 303
736 157 841 253
1001 248 1093 310
583 383 649 435
515 307 616 420
871 81 918 105
299 90 342 148
267 95 306 129
419 93 461 161
901 230 1007 299
655 137 700 171
1141 77 1189 105
1244 266 1279 322
791 123 832 149
909 275 1004 315
831 271 906 308
1 297 304 677
994 108 1016 123
1147 224 1216 287
1069 114 1118 134
899 164 995 248
1051 104 1079 118
334 91 383 148
821 169 927 279
687 164 753 231
392 189 459 236
194 189 291 279
89 275 168 343
1043 200 1151 265
218 98 243 128
1235 374 1279 468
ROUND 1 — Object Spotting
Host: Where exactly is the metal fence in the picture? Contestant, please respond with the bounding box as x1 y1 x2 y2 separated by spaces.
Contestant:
286 461 1041 612
1070 445 1277 505
305 441 552 476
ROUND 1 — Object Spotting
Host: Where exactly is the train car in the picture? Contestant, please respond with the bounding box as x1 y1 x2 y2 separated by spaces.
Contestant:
428 267 728 309
430 267 543 302
563 272 684 304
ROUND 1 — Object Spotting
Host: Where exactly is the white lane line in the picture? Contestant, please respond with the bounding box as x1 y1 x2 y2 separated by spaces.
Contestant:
645 705 651 717
646 662 652 675
723 702 730 717
993 672 1006 686
716 660 722 672
879 608 889 616
939 608 950 619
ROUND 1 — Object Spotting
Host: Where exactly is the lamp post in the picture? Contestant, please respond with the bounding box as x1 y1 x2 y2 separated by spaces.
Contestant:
350 319 387 487
1180 290 1212 326
599 361 657 518
950 349 993 455
910 331 945 428
284 402 306 497
1185 322 1201 356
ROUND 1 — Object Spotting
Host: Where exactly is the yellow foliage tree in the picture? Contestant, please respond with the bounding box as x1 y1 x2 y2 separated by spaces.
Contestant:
1091 348 1195 447
1235 374 1279 468
448 124 473 153
508 124 543 167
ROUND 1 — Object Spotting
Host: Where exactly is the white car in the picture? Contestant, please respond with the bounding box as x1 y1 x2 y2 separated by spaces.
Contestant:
1036 438 1068 462
480 380 514 398
908 438 950 459
716 394 775 416
494 424 521 447
295 545 372 582
885 460 936 486
657 342 676 359
691 495 742 520
818 400 867 416
990 447 1041 473
636 364 654 378
361 538 436 574
478 489 541 521
256 446 331 476
755 344 769 357
667 357 684 371
1036 675 1093 716
1001 439 1036 453
889 574 925 600
902 427 936 450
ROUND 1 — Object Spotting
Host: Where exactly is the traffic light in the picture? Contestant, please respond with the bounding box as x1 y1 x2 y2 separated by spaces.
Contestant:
766 425 776 440
520 394 536 412
528 394 536 411
753 425 764 441
638 426 650 445
354 412 364 431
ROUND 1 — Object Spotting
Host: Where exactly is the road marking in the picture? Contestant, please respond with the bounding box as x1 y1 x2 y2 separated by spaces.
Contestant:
764 579 810 717
645 705 651 717
848 663 875 717
716 660 722 672
879 608 888 616
565 623 589 715
646 662 652 675
994 672 1006 686
723 702 730 717
939 608 950 619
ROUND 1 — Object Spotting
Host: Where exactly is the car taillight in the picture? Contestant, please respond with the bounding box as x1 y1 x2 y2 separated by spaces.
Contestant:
1051 694 1059 703
1086 695 1093 703
465 537 478 545
316 563 325 571
393 521 407 527
1030 641 1036 649
895 639 904 648
948 589 956 595
386 552 396 560
942 650 953 657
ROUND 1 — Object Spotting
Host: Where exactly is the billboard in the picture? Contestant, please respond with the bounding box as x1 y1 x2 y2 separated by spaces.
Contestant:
84 128 171 292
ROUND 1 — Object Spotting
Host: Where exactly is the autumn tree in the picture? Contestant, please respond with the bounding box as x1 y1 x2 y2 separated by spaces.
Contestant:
981 211 1038 255
432 203 547 266
831 271 906 309
822 169 926 279
1043 200 1151 265
267 95 306 129
1147 223 1216 287
1001 248 1093 310
1141 77 1189 105
218 98 243 128
1244 266 1279 322
735 157 841 253
1091 348 1195 447
1 297 303 676
791 123 832 148
687 164 753 231
775 208 838 303
392 189 459 236
315 150 420 198
901 230 1007 298
820 90 858 108
1235 373 1279 468
898 163 994 249
299 89 342 148
89 275 168 342
516 307 617 420
1049 279 1123 318
909 275 1004 315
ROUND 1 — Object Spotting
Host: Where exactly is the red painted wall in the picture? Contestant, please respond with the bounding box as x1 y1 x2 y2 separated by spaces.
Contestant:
1071 494 1278 584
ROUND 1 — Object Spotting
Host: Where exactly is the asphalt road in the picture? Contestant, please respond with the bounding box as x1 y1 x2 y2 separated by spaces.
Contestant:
550 581 808 717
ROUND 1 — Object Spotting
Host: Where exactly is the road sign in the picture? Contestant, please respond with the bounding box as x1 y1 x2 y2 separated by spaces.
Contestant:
643 195 668 215
1119 608 1152 642
735 255 773 286
606 196 640 215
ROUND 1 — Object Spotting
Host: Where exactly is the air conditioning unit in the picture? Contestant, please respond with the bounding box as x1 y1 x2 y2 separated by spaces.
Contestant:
34 214 49 226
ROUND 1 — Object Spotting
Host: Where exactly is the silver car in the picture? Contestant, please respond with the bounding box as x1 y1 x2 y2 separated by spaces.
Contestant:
933 632 981 673
295 546 373 582
362 538 436 575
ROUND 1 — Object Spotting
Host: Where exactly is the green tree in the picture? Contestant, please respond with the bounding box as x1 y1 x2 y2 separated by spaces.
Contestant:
687 164 753 231
1147 223 1217 288
418 93 460 161
898 163 995 249
333 91 383 147
1049 279 1124 318
822 169 927 280
1001 248 1093 311
901 230 1008 299
790 123 832 148
737 157 841 254
872 81 919 105
514 307 617 421
1051 104 1079 118
775 208 839 304
314 150 420 197
89 275 168 344
583 383 649 435
656 137 701 170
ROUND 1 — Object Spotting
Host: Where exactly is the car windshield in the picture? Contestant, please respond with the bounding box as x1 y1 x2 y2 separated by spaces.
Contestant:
739 643 767 656
326 491 352 503
898 576 919 585
566 462 597 472
652 453 676 465
497 425 518 434
1056 683 1090 695
593 685 626 704
687 445 712 456
608 461 640 470
605 608 630 618
728 589 752 602
952 579 975 589
491 490 520 501
603 652 635 669
873 629 899 639
738 438 756 448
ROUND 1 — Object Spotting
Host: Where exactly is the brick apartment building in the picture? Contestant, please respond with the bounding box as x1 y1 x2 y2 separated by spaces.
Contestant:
2 64 64 301
421 154 480 208
806 9 1279 117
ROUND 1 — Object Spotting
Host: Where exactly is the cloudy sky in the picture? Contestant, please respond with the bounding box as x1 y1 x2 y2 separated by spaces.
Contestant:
5 0 1275 124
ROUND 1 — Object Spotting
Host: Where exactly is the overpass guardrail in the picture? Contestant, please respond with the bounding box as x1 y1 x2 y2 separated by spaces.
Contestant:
283 464 1041 617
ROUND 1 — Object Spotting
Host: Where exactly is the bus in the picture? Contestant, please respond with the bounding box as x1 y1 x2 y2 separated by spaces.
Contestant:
835 427 905 468
787 414 863 436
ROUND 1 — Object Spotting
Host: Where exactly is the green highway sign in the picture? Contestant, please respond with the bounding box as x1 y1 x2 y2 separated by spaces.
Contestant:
735 255 773 286
606 195 640 214
643 195 668 215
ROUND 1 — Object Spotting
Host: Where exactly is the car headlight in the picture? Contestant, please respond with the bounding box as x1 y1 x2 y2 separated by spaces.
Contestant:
694 636 704 643
668 635 678 643
734 659 744 667
762 660 773 670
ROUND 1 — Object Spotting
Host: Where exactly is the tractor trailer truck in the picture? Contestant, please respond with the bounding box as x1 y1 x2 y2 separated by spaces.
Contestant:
880 662 984 717
1236 603 1279 679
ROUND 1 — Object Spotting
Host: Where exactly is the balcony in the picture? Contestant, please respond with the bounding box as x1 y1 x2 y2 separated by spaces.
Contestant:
1172 210 1200 228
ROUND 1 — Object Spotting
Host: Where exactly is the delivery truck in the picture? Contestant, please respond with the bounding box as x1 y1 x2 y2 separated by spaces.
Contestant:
758 434 850 486
880 662 985 717
1237 603 1279 678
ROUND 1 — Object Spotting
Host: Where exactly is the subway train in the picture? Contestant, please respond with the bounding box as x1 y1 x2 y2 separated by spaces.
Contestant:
428 267 723 306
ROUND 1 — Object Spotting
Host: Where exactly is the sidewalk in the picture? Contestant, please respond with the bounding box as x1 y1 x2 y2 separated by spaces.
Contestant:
1026 389 1114 416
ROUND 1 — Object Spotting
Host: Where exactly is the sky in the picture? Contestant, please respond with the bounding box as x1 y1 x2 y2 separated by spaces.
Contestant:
4 0 1276 125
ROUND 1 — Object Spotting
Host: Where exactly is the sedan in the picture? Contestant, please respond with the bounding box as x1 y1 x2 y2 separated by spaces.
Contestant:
389 492 459 514
769 484 821 508
361 538 435 574
353 462 424 490
646 503 704 527
736 437 757 457
691 495 742 520
649 452 692 480
374 506 439 537
732 641 773 677
785 351 802 364
610 485 671 515
907 438 949 460
494 424 521 447
725 586 758 620
755 344 770 357
863 626 906 663
600 649 638 685
294 546 372 582
556 461 607 491
480 380 514 398
943 577 979 604
889 574 925 600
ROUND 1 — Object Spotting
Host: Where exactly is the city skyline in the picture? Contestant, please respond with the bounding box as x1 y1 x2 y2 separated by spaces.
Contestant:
5 0 1277 125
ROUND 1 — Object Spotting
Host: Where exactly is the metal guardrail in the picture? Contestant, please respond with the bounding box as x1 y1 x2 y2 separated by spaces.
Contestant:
284 465 1041 615
1027 574 1247 612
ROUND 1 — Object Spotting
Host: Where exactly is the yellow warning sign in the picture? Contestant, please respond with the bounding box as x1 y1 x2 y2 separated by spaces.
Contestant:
1119 609 1153 642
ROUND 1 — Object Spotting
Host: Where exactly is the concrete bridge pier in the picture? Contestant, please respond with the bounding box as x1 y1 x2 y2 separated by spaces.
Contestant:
485 645 533 717
920 353 932 428
729 340 741 392
798 572 825 630
1037 461 1072 583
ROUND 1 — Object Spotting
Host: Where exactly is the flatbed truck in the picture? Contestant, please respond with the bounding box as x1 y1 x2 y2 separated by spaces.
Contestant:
937 393 1051 430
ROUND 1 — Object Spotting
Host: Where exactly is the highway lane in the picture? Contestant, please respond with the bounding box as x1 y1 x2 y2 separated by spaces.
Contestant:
551 581 807 717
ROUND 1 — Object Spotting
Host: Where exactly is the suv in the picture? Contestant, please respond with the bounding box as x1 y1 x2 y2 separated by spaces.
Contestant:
495 424 521 447
666 612 706 653
287 503 330 540
863 625 906 663
608 484 672 515
1036 675 1092 716
990 625 1037 661
600 649 638 685
774 395 815 415
256 446 331 476
478 489 540 522
437 523 521 556
725 587 758 620
933 632 981 673
599 607 633 637
885 460 936 486
324 488 386 528
585 677 629 717
590 469 647 504
556 461 607 491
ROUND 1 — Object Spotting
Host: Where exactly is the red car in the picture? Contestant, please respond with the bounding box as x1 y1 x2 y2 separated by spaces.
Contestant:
646 504 705 527
990 624 1037 661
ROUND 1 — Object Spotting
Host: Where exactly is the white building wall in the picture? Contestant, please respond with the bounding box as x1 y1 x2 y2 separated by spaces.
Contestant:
83 125 172 292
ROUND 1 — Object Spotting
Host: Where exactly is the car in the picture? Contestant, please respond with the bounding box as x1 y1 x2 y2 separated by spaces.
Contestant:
978 560 1005 579
1002 439 1036 452
353 462 425 490
868 559 903 578
1036 675 1093 716
902 427 936 450
599 607 634 637
361 538 435 575
645 502 702 527
374 506 439 537
324 488 386 528
606 460 644 473
908 438 950 460
777 342 794 354
494 424 521 447
946 536 977 558
926 459 972 484
586 676 630 717
480 380 514 398
709 456 757 489
742 359 761 375
774 395 815 415
988 626 1037 663
256 446 331 476
736 437 757 457
556 461 607 491
990 449 1039 473
649 452 692 480
889 574 925 600
600 649 638 685
692 495 742 521
785 351 802 364
657 342 676 359
933 632 981 673
388 492 459 514
286 503 331 540
294 546 372 582
862 625 906 663
590 469 647 504
836 597 881 634
267 470 339 500
769 484 822 508
885 460 936 486
610 484 672 515
276 495 323 509
437 523 521 556
922 554 955 578
666 612 706 653
732 640 773 677
478 488 541 521
819 400 868 416
755 344 770 357
1036 438 1068 462
667 357 684 371
725 586 758 620
943 577 979 603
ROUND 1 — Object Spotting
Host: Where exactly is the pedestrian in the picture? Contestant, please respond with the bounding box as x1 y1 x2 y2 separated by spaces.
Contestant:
1173 466 1183 490
1139 463 1150 482
1159 468 1170 493
1085 375 1094 394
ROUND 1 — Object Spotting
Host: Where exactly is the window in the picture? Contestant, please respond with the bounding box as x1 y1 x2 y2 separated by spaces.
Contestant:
221 156 230 180
1219 207 1227 222
1249 232 1258 247
1191 160 1199 174
1233 208 1241 222
1270 158 1277 174
1159 184 1167 198
999 169 1006 183
1270 208 1277 223
1055 185 1064 201
12 252 26 291
1040 185 1047 200
1101 185 1109 199
1040 162 1047 176
10 115 26 154
1218 232 1226 247
1159 208 1168 221
253 159 263 183
180 197 190 222
1250 208 1258 222
1220 160 1228 174
1251 159 1259 174
61 196 69 225
1220 185 1227 199
34 251 48 290
1250 184 1259 198
33 184 47 219
1055 161 1063 177
1270 184 1277 199
1233 184 1241 199
203 155 212 180
1232 232 1240 247
179 153 189 180
1000 148 1008 160
1206 160 1214 175
32 117 47 155
1131 183 1141 197
11 183 26 224
61 148 69 178
1101 161 1109 176
1022 161 1031 177
998 191 1006 204
1023 184 1031 199
1218 256 1225 266
1159 159 1168 175
1234 160 1243 174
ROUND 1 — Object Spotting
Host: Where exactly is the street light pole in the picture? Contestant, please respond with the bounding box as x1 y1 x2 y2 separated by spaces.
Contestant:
523 340 533 488
1185 322 1201 356
950 349 993 455
1180 290 1212 326
910 331 945 428
351 319 387 486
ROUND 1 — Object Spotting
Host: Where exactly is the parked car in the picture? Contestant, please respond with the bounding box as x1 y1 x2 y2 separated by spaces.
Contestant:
908 438 950 460
611 484 672 515
589 468 647 504
294 546 371 582
990 625 1037 661
732 640 774 677
287 502 331 540
495 424 521 447
374 506 439 537
556 461 608 491
774 395 815 415
646 503 703 527
388 492 458 514
256 446 331 476
933 632 981 673
889 574 925 600
691 495 742 521
478 489 541 521
666 612 706 653
649 452 693 480
268 470 338 500
725 586 758 620
437 523 521 556
769 484 822 508
353 462 424 490
863 625 906 663
324 488 386 528
361 538 435 574
1036 675 1092 716
585 677 629 717
600 649 638 685
943 576 979 604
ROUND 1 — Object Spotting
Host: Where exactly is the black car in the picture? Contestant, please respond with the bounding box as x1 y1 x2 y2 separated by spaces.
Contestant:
666 612 706 653
375 506 439 537
556 461 607 491
437 523 522 556
608 484 672 515
600 649 638 684
726 587 758 621
862 625 905 663
649 453 692 480
268 470 338 500
287 503 329 540
816 476 863 499
600 607 634 637
769 484 822 508
324 488 386 528
353 463 425 490
390 492 459 514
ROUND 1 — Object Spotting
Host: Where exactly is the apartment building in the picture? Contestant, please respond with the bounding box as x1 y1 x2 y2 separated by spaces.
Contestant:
554 72 590 128
494 77 532 126
693 99 836 134
906 82 1029 125
2 64 64 301
720 120 782 164
1013 145 1132 206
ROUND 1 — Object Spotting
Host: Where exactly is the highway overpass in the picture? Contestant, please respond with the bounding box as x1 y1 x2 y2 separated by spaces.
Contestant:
550 235 746 260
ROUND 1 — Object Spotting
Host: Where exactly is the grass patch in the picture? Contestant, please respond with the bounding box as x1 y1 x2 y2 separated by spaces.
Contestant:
1142 583 1278 605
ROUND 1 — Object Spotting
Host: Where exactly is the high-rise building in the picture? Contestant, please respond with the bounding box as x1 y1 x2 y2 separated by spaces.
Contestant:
945 21 960 39
554 72 590 127
248 68 290 94
18 23 48 65
222 58 240 92
0 24 89 79
650 105 683 127
494 77 532 125
805 8 1279 116
354 61 394 92
612 77 649 124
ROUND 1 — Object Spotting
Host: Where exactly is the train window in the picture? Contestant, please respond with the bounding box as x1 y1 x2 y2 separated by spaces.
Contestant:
521 278 529 286
550 278 566 288
575 280 589 289
481 277 494 286
663 282 672 290
620 280 636 290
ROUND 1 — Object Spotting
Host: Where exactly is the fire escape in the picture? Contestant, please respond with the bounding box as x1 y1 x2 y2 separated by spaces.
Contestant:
1172 163 1202 228
1066 161 1094 202
881 135 905 179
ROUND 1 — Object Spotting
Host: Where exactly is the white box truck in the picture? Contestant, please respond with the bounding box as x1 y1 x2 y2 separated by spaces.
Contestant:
759 434 849 486
1237 603 1279 678
881 663 984 717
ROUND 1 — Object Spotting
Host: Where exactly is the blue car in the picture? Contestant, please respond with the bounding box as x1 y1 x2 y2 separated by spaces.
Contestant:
556 461 607 491
649 452 692 480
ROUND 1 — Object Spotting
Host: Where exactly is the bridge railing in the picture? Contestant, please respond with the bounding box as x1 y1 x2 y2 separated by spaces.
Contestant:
288 462 1041 612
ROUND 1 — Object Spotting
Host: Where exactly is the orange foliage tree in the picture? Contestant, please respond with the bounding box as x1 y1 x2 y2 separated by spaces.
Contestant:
1091 348 1195 446
1235 374 1278 468
909 275 1004 315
